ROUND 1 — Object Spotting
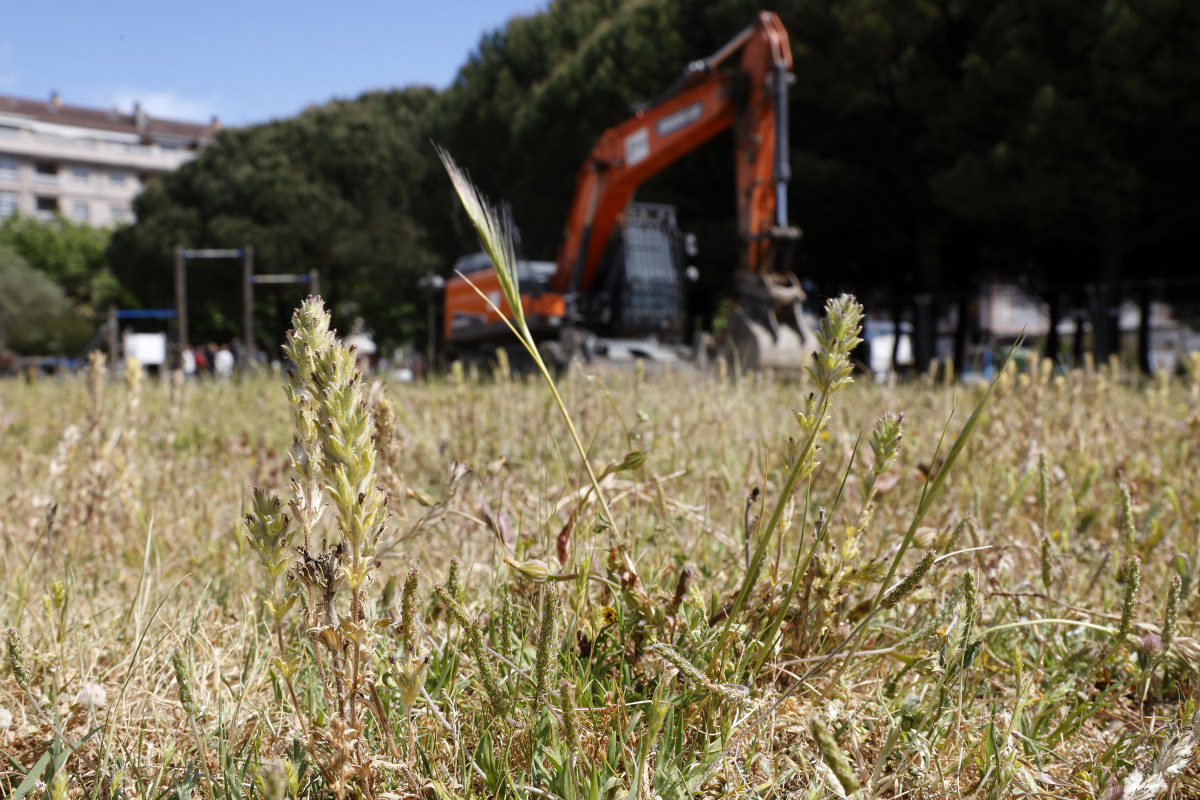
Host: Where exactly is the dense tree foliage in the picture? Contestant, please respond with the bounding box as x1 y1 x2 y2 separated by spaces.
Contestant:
0 245 92 355
111 89 437 348
1 215 119 316
110 0 1200 363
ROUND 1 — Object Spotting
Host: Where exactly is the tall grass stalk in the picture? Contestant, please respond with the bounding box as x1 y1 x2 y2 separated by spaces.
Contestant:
437 147 622 547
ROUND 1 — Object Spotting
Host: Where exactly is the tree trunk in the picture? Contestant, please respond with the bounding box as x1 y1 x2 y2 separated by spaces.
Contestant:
914 216 946 374
914 294 934 374
891 302 903 375
1094 219 1125 363
1090 284 1109 363
1137 288 1152 375
1072 302 1086 368
1044 293 1061 366
953 292 970 376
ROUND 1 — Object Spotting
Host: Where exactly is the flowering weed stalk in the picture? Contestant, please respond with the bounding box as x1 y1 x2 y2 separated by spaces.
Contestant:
717 294 863 673
239 297 414 794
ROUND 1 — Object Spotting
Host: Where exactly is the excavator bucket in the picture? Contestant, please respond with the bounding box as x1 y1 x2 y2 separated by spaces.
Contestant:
729 308 813 371
727 270 817 372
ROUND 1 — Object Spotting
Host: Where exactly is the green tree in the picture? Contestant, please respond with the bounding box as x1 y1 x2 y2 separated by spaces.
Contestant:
0 245 92 355
110 88 438 349
930 0 1200 363
0 214 120 316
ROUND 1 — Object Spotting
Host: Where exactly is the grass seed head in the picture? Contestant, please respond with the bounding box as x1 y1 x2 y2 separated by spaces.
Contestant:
500 591 515 663
435 584 505 714
883 550 936 609
869 411 904 481
963 570 978 642
171 648 199 716
1120 483 1137 554
810 718 861 794
648 641 715 692
6 627 28 689
533 585 561 709
1041 534 1053 592
400 563 420 657
1119 555 1141 641
1162 574 1181 652
446 556 462 602
560 679 578 752
1038 450 1050 525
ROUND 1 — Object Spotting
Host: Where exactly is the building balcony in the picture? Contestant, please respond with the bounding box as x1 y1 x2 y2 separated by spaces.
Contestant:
0 127 199 173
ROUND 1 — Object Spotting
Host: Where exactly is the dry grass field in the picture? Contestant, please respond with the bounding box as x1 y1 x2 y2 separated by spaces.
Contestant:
2 301 1200 798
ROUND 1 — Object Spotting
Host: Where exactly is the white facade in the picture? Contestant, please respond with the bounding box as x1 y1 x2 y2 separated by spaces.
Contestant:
0 93 215 226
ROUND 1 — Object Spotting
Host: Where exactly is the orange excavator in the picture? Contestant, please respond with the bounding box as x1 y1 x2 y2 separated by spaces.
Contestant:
443 11 816 370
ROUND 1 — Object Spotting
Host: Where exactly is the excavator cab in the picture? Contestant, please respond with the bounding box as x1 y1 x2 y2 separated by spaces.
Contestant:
581 203 686 338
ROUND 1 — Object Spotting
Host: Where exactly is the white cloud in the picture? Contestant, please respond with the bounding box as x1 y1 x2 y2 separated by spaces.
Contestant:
103 89 221 122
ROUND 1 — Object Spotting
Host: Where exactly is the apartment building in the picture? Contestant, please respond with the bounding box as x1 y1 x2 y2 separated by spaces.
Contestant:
0 92 215 226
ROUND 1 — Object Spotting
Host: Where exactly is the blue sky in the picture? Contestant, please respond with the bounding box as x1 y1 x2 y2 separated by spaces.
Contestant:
1 1 547 126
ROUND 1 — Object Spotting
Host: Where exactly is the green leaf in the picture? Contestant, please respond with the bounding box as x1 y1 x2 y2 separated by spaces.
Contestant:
10 749 52 800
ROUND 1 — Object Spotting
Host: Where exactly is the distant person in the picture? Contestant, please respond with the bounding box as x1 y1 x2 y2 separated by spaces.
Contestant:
182 347 196 377
205 343 219 377
230 338 244 376
194 347 209 375
214 345 234 380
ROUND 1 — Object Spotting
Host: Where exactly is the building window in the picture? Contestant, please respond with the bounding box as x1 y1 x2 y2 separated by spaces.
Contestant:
72 201 90 222
35 196 59 220
108 170 125 187
0 156 18 181
0 192 18 218
34 162 59 183
72 165 90 183
110 204 129 223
